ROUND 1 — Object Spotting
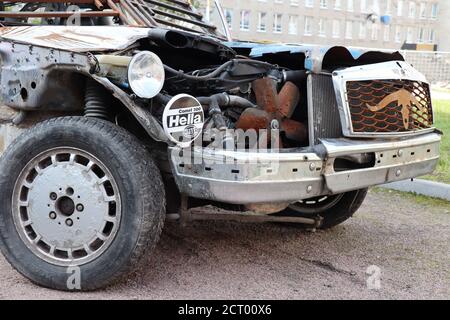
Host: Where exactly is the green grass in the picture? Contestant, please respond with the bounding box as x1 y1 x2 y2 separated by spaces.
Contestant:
421 99 450 183
431 87 450 94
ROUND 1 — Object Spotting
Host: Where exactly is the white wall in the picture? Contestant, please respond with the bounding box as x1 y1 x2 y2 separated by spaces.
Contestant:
438 1 450 51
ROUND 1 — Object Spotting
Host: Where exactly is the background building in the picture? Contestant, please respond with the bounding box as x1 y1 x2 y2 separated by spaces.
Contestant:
436 0 449 51
203 0 442 50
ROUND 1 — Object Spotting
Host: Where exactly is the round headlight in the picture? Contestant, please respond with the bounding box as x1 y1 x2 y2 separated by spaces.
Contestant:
127 51 165 99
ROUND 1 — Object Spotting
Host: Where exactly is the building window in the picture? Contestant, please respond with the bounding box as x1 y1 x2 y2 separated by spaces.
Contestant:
320 0 328 9
371 23 379 40
373 0 380 13
397 0 404 16
420 2 426 19
347 0 354 12
332 19 340 38
409 1 416 18
383 25 390 42
359 21 367 39
361 0 368 13
318 18 327 36
395 26 402 43
406 27 414 43
290 0 299 6
273 13 283 33
257 12 267 32
240 10 250 31
304 16 313 35
431 3 438 19
386 0 392 14
305 0 314 8
418 28 425 43
223 9 233 30
288 15 298 34
428 29 435 43
334 0 341 10
345 20 353 39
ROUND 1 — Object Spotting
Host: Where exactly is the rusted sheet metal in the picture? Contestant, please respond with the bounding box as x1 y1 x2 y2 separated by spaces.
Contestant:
0 26 151 52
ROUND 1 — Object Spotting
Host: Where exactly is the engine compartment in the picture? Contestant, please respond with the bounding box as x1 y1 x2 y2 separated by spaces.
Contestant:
125 29 313 149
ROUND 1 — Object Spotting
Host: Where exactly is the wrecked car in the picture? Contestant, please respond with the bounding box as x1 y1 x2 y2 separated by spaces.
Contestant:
0 0 441 290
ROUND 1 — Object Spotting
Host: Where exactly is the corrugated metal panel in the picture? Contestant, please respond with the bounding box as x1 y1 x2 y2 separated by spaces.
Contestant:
307 73 342 145
0 26 151 52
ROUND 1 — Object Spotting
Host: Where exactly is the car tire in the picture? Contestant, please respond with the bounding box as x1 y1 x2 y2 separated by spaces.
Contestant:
0 116 165 290
273 189 368 229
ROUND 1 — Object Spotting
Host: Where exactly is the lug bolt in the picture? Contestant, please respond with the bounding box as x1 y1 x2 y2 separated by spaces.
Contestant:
49 211 56 220
65 218 73 227
50 192 57 200
76 204 84 212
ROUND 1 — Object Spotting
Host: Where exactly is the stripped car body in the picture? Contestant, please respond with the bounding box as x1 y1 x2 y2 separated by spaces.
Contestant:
0 1 442 290
0 26 439 203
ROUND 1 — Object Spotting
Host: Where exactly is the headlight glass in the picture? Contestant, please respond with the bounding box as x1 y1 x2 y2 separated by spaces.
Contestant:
128 51 165 99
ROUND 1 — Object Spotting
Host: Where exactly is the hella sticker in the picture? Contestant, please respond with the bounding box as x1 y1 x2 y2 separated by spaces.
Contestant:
162 94 204 146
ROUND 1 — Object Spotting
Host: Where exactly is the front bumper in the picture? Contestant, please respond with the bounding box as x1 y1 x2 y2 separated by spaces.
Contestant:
169 132 441 204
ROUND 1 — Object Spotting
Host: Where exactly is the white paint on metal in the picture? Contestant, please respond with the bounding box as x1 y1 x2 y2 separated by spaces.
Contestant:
0 26 151 52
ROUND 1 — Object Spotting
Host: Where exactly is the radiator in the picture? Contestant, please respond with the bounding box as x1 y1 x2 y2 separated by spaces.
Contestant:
307 74 343 145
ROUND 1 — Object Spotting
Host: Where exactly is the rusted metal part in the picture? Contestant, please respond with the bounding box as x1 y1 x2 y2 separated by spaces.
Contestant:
235 108 269 131
0 0 220 37
237 77 306 143
151 7 216 29
145 0 202 19
252 77 279 114
0 26 151 52
0 11 119 18
0 0 122 20
120 0 157 27
278 81 300 118
0 0 117 3
244 202 290 215
94 0 105 10
106 0 131 25
282 118 307 142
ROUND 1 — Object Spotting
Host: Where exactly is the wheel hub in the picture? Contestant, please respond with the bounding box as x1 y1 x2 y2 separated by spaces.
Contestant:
56 196 75 217
13 147 121 266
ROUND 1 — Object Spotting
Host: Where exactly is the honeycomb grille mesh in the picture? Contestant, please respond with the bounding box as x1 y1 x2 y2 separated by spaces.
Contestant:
346 80 433 133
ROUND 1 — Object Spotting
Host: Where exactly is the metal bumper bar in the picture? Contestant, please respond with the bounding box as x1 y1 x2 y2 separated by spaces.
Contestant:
169 133 441 204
